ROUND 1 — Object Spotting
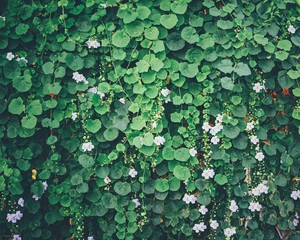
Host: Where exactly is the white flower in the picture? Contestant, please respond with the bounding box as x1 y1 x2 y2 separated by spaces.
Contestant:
16 57 28 64
71 112 78 121
248 202 262 212
72 72 88 84
104 176 111 184
18 198 24 207
250 135 259 145
86 39 101 49
151 121 157 129
13 235 22 240
32 195 40 201
189 147 197 157
0 16 5 21
82 142 95 152
224 227 236 238
165 98 171 103
193 222 207 233
252 182 269 196
161 88 170 97
6 52 14 61
153 136 165 146
214 123 223 132
211 136 220 145
198 205 208 215
210 220 219 230
132 198 140 208
6 211 23 223
119 98 125 104
87 87 105 99
253 82 265 93
229 200 238 213
295 212 299 219
291 190 300 200
100 3 108 8
202 169 215 179
42 181 48 191
129 168 138 178
288 25 296 34
216 114 223 122
183 193 197 204
255 152 265 161
246 122 255 131
87 237 94 240
202 122 211 132
293 218 299 227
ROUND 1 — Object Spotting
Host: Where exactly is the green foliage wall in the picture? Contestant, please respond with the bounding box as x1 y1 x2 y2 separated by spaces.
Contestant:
0 0 300 239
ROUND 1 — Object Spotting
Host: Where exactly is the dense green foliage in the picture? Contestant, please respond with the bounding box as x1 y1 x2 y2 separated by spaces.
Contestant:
1 0 300 239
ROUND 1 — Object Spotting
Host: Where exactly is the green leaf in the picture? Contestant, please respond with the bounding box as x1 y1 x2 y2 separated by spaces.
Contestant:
275 51 289 61
162 147 175 160
217 59 233 73
221 77 234 90
141 133 154 146
174 148 190 162
217 20 234 29
42 62 54 75
170 0 187 14
274 175 287 187
214 174 228 185
166 33 185 51
112 30 130 48
287 70 300 80
131 116 146 130
234 63 251 76
125 21 144 37
13 74 32 92
173 166 191 180
8 97 25 115
65 54 84 71
21 115 37 129
103 127 119 141
86 119 102 133
78 154 95 168
27 100 42 115
144 27 159 40
155 179 169 192
223 125 240 139
181 26 199 44
137 6 151 20
160 14 178 29
179 62 198 78
114 182 131 196
277 40 292 51
15 23 29 35
254 34 268 45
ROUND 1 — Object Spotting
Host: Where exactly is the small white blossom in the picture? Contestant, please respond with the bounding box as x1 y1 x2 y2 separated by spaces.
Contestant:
151 121 157 129
18 198 24 207
229 200 238 213
161 88 170 97
288 25 296 34
104 176 111 184
13 235 22 240
216 114 223 122
0 16 5 21
246 122 255 131
86 39 101 49
6 52 15 61
82 142 95 152
100 3 108 8
42 181 48 191
251 182 269 196
210 220 219 230
293 218 299 227
132 198 140 208
253 82 265 93
87 87 105 99
7 211 23 223
72 72 88 84
183 193 197 204
165 98 171 103
202 122 211 132
291 190 300 200
255 152 265 161
248 201 262 212
198 205 208 215
32 195 40 201
211 136 220 145
189 147 197 157
250 135 259 145
119 98 125 104
87 237 94 240
16 57 28 64
202 169 215 179
71 112 78 121
224 227 236 238
193 222 207 233
129 168 138 178
153 136 165 146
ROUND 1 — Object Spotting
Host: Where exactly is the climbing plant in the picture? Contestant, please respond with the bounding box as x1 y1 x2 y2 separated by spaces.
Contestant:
0 0 300 239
